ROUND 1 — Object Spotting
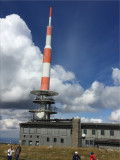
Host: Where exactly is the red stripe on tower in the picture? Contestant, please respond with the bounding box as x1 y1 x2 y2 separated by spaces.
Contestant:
41 7 52 90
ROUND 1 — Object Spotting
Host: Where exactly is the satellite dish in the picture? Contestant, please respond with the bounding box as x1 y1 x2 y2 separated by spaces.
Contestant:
34 112 44 119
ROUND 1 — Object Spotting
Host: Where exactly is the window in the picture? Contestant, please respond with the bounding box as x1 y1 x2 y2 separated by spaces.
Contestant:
30 135 32 138
29 141 32 146
71 129 72 135
22 140 26 145
92 130 96 135
30 128 34 133
101 130 104 135
23 128 29 133
37 135 39 138
35 141 39 146
84 129 87 134
86 140 89 145
90 140 94 146
61 138 64 143
36 128 41 134
54 138 57 142
60 129 66 135
110 130 114 136
23 135 26 138
47 137 50 142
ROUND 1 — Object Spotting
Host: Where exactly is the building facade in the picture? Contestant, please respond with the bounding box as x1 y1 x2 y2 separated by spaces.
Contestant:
20 119 73 147
19 118 120 150
81 123 120 150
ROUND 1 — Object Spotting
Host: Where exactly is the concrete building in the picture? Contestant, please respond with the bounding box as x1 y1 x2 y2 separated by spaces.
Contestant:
81 123 120 150
19 119 120 150
19 118 80 147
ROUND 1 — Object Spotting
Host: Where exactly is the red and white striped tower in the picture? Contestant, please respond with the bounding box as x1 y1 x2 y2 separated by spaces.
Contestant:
41 6 52 91
30 7 58 120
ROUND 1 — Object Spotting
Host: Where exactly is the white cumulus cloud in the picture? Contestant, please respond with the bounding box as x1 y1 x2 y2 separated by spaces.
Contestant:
0 14 42 102
0 109 31 131
56 80 120 112
109 109 120 122
0 119 21 131
51 65 75 81
112 68 120 85
81 117 102 123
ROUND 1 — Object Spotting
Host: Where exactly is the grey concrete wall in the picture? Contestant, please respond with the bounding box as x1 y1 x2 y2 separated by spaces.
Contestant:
81 128 120 148
20 127 72 147
19 121 120 149
72 118 81 147
82 129 120 139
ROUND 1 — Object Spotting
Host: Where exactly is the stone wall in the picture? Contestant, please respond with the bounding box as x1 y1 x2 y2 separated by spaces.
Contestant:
72 118 81 147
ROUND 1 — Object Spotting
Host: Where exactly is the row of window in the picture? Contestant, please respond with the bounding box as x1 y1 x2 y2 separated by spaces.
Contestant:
83 129 114 136
47 137 64 143
23 135 39 138
23 135 64 141
23 128 69 135
24 130 115 139
22 137 64 145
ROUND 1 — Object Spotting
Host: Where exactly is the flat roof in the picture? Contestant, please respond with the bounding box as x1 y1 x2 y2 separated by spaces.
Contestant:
19 119 120 130
19 120 72 129
81 123 120 130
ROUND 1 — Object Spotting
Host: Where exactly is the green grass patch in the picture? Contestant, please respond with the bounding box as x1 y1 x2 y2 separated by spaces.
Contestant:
0 144 120 160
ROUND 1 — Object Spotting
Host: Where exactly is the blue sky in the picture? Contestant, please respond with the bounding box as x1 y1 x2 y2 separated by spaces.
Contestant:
1 1 119 88
0 1 120 138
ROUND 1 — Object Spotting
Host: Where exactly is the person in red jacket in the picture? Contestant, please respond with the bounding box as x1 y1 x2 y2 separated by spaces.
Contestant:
90 152 96 160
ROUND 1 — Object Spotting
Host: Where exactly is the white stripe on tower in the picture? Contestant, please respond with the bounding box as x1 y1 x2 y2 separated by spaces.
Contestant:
41 6 52 90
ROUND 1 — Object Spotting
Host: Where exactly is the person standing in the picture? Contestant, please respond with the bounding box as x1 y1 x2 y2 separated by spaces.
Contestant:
73 151 81 160
90 152 96 160
8 146 14 160
15 145 21 160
